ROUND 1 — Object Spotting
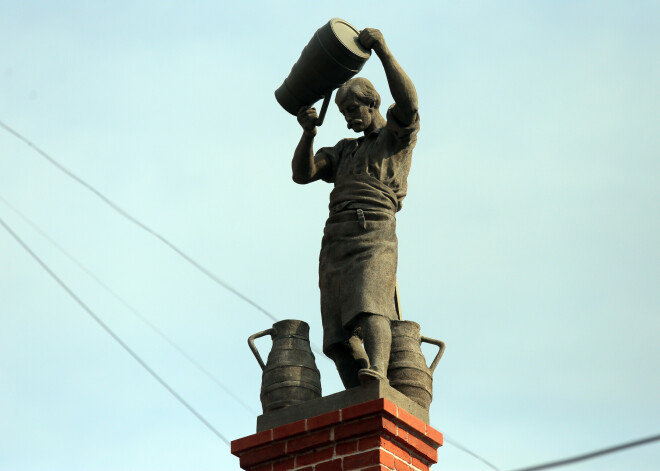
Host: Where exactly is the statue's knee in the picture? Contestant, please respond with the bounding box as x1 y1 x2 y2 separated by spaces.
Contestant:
357 312 391 335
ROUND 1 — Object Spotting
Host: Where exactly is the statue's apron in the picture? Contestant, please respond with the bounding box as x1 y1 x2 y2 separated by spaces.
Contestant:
319 174 400 353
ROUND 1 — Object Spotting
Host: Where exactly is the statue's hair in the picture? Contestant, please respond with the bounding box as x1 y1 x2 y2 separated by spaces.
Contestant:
336 77 381 109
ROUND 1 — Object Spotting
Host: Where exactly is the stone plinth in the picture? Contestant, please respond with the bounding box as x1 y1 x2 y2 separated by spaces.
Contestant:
231 397 443 471
257 381 430 432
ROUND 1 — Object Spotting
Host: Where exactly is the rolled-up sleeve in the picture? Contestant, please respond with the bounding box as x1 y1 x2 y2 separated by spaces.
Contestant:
386 105 420 147
316 139 348 183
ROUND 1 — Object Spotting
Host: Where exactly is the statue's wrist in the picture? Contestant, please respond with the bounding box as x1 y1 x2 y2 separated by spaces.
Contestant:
304 128 317 137
374 42 389 57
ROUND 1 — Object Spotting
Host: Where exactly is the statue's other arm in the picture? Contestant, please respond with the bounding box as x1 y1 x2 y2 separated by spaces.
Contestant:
359 28 419 126
292 107 330 184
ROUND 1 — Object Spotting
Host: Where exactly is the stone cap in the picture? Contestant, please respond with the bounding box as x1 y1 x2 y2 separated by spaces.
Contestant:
257 381 430 432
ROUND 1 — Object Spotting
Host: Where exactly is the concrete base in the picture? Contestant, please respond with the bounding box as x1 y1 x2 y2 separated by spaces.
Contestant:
256 380 429 432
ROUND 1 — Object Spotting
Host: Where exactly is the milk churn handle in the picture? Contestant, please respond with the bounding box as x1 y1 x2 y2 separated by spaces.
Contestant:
248 328 274 370
421 336 446 374
314 93 332 127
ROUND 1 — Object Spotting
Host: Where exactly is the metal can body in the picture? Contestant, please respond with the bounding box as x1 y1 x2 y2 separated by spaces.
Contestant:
250 320 322 413
275 18 371 115
388 320 445 410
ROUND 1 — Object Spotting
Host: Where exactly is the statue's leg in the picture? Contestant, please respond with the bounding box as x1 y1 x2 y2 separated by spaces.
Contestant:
357 313 392 383
327 335 368 389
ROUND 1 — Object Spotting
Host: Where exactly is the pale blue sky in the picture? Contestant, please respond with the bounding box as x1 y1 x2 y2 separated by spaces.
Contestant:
1 2 659 470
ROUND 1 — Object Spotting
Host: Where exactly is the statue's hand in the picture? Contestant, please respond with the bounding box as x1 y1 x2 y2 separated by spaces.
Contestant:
297 107 318 136
359 28 386 53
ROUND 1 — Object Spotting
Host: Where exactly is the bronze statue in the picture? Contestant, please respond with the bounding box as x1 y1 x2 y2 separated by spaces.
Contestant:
291 27 420 389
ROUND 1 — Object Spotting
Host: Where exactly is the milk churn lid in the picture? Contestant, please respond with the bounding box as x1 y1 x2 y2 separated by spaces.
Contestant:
329 18 371 60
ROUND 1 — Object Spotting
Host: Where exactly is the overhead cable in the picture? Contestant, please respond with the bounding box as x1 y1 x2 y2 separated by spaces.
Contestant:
0 194 257 416
0 119 329 360
510 433 660 471
6 122 658 471
0 119 277 322
443 434 501 471
0 214 231 446
5 206 658 467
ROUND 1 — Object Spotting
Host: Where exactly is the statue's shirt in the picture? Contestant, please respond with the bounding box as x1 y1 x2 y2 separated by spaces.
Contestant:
316 106 420 212
314 107 420 353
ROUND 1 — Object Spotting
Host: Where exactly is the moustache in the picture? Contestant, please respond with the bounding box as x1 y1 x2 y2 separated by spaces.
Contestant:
347 119 363 129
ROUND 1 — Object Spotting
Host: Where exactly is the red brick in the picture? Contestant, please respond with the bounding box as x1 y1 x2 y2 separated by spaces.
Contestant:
296 467 314 471
272 457 294 471
341 399 382 421
343 449 380 470
411 456 429 471
406 434 437 463
344 449 395 470
396 409 426 437
315 458 343 471
334 416 383 440
394 457 412 471
286 429 331 453
383 417 398 436
307 410 341 431
382 438 411 463
397 427 409 443
239 441 287 468
247 464 272 471
272 419 307 440
231 429 273 453
380 449 397 469
341 398 396 421
424 424 443 447
381 399 399 418
295 446 334 467
358 435 383 451
360 466 391 471
391 432 410 453
335 439 359 455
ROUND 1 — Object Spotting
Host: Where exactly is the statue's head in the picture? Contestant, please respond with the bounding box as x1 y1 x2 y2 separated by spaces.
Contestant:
335 77 382 133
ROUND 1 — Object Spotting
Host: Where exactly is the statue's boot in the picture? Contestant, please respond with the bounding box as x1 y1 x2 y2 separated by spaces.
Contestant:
357 313 392 385
358 367 388 384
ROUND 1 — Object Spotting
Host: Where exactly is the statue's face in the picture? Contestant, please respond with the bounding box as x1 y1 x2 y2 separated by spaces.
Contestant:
337 95 373 133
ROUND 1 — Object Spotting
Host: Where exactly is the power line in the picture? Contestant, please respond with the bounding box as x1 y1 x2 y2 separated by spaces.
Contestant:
510 433 660 471
0 118 330 361
443 435 501 471
5 203 659 467
0 119 277 323
0 194 257 416
1 196 500 463
0 214 231 446
1 122 498 465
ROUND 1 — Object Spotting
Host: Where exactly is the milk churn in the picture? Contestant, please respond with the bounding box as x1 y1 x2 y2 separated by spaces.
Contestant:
248 319 322 413
275 18 371 125
388 320 446 410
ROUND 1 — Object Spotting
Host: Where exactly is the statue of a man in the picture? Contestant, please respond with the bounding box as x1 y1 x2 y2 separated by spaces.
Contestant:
291 28 419 389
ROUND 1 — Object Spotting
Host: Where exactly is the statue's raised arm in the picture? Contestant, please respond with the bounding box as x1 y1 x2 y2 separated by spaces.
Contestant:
291 107 330 184
358 28 419 126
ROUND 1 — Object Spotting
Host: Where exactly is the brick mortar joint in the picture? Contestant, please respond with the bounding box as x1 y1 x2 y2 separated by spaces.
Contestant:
284 446 420 471
237 432 436 468
234 407 441 458
250 436 428 470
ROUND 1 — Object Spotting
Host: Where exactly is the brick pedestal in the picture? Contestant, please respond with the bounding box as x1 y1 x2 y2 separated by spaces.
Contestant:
231 398 442 471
